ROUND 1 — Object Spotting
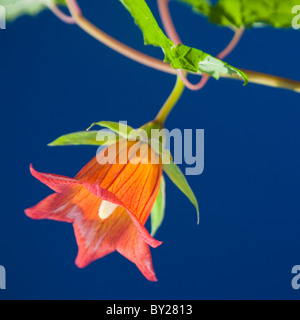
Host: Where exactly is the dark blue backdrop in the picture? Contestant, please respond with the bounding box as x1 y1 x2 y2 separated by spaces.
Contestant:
0 1 300 300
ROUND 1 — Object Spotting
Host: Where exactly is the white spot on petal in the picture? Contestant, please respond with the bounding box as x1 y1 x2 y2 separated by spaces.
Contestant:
98 200 118 220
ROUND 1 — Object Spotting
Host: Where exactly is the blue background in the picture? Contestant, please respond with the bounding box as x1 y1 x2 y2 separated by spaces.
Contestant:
0 1 300 300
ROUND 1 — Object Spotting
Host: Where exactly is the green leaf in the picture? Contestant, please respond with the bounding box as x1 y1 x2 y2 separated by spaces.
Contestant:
87 121 135 139
163 161 199 223
151 176 166 236
119 0 247 83
48 130 118 146
176 0 211 16
176 0 300 29
1 0 66 22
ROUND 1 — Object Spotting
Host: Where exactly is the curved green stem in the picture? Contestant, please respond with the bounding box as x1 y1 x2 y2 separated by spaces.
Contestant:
155 76 185 125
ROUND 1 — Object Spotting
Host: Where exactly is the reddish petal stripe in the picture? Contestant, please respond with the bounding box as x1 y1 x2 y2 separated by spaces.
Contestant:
71 194 157 281
26 140 162 281
74 141 129 183
72 204 125 268
81 182 162 248
73 221 115 268
117 222 158 282
30 164 79 193
26 183 158 280
76 141 162 226
125 209 163 249
25 192 77 223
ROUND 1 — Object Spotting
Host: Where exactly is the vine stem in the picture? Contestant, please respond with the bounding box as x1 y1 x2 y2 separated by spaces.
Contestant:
182 27 245 90
64 0 300 93
65 0 173 74
155 76 185 125
48 4 76 24
157 0 182 45
218 27 245 60
158 0 244 91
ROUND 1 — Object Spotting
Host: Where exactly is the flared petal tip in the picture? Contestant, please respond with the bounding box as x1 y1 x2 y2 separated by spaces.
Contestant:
75 259 88 269
24 207 40 220
133 221 163 249
146 273 158 282
152 239 163 248
29 163 36 175
75 250 100 269
137 259 158 282
24 208 31 218
29 164 45 182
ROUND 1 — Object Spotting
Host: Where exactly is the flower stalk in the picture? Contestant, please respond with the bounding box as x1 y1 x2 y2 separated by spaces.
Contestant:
155 75 185 125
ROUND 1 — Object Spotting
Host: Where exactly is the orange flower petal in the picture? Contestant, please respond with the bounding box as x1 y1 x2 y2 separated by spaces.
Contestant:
76 141 162 234
25 192 75 222
26 140 162 281
73 201 157 281
29 164 79 192
81 182 162 248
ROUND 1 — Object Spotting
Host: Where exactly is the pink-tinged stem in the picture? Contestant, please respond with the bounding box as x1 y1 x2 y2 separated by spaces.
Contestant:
178 70 210 91
157 0 244 91
64 0 300 93
157 0 181 45
65 0 173 74
217 27 245 60
177 27 244 90
48 4 76 24
157 0 207 90
66 0 82 15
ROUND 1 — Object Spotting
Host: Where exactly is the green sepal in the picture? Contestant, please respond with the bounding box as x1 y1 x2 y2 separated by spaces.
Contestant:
87 121 135 139
163 161 199 223
151 176 166 236
88 121 173 163
48 130 119 147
